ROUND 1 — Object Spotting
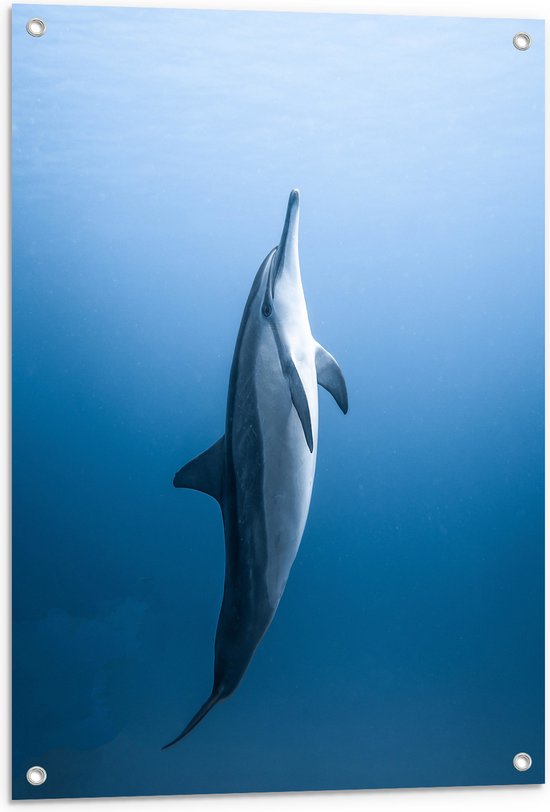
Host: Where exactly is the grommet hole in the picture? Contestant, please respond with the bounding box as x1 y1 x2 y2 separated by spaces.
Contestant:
513 752 532 772
513 32 531 50
26 18 46 37
26 766 47 785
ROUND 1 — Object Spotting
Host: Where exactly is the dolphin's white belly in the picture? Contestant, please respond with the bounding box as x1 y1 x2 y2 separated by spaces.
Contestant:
251 326 318 608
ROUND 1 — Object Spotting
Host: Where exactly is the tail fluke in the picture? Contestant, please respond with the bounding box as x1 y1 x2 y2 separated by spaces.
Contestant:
162 689 222 750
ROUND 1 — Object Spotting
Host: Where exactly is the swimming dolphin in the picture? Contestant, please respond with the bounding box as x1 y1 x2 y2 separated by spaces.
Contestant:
163 189 348 749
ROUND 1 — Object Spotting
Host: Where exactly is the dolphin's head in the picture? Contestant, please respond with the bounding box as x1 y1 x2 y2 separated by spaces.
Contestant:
260 189 309 332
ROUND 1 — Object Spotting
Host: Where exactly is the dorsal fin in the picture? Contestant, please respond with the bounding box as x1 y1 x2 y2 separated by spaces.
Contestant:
173 436 225 503
315 343 348 414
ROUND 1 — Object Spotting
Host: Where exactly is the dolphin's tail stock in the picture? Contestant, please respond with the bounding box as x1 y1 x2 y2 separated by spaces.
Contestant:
162 687 223 750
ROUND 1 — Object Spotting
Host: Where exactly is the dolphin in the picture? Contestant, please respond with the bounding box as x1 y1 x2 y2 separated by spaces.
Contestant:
163 189 348 749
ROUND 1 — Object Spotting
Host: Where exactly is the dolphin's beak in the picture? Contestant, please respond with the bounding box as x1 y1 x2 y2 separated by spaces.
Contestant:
273 189 300 283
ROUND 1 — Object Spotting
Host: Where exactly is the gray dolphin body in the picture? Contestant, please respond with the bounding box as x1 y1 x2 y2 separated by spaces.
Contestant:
164 190 347 748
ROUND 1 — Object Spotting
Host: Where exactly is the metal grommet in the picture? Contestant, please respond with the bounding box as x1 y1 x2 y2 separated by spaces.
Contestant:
26 18 46 37
513 32 531 51
513 752 532 772
26 766 47 785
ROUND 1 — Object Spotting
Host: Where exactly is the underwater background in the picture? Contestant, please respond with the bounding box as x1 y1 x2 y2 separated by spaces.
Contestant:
12 4 544 799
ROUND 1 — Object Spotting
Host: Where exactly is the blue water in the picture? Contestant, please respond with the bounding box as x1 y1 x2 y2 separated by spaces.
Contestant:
12 4 544 799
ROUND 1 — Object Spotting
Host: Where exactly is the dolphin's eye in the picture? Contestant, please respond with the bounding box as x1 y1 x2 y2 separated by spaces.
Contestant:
262 303 272 318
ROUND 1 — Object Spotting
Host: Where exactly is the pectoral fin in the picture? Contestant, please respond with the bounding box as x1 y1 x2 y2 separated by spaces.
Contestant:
173 436 225 503
315 343 348 414
287 360 314 453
